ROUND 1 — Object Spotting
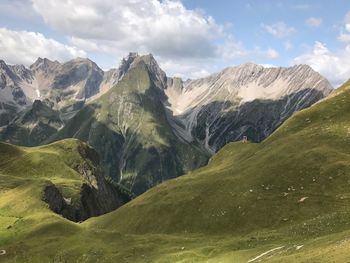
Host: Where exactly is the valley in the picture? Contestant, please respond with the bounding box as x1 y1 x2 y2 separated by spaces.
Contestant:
2 1 350 262
0 70 350 261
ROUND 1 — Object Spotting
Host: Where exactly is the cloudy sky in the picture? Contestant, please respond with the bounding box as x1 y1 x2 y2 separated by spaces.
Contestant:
0 0 350 86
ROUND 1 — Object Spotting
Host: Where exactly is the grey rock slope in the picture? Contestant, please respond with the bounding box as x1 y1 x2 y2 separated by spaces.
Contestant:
0 100 63 146
0 57 122 127
0 57 127 144
0 60 30 126
164 63 333 153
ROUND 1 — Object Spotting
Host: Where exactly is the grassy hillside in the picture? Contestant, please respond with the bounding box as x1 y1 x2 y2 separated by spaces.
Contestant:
85 80 350 261
0 140 90 258
96 80 350 235
0 139 129 262
1 82 350 262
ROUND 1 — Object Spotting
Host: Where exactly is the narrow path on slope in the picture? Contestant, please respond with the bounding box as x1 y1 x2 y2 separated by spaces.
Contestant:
247 246 285 262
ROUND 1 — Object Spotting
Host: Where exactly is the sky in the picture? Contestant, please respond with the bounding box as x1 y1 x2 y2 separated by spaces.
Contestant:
0 0 350 86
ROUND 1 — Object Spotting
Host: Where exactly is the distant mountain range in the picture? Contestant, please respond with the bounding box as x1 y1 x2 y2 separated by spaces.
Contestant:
0 53 333 194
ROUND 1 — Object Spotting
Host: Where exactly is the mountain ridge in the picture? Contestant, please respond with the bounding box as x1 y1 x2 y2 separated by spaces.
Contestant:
164 62 332 152
0 76 349 263
0 53 333 194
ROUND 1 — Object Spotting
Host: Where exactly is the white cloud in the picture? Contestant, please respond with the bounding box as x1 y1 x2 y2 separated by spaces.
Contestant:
293 11 350 87
31 0 257 78
159 59 213 79
338 33 350 43
0 0 38 21
345 11 350 32
305 17 322 28
251 47 280 60
261 22 296 38
215 36 247 59
260 64 277 68
0 27 86 66
264 48 280 59
292 41 350 86
28 0 282 79
31 0 225 59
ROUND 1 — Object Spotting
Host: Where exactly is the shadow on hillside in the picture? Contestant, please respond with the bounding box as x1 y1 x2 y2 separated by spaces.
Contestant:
45 88 208 196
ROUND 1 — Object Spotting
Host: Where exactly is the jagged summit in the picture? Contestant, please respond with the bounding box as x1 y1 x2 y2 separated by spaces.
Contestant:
30 57 60 70
0 54 334 194
116 52 167 89
236 62 264 69
165 61 332 153
0 59 7 67
0 53 167 123
66 57 100 69
119 53 161 72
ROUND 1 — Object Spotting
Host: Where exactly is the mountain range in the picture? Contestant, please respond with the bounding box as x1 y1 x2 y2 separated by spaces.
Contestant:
0 53 332 195
1 71 350 262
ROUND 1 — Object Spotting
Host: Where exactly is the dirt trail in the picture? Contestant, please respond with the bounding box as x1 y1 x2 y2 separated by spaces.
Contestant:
247 246 285 262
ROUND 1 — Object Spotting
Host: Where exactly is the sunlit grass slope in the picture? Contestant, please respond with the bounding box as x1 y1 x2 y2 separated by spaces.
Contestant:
86 80 350 261
2 82 350 262
0 139 100 262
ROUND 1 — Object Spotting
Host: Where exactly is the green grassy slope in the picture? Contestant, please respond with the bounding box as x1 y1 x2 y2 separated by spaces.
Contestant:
84 81 350 261
2 82 350 262
0 139 133 262
0 140 91 258
91 81 350 235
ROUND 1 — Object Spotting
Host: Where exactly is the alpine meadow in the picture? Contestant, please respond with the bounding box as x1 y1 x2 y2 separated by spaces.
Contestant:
1 1 350 262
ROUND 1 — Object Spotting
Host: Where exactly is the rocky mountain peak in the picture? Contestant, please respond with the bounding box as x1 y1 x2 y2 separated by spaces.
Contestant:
291 64 313 71
0 60 14 76
237 62 264 70
30 58 61 75
0 54 337 198
68 57 97 67
0 60 7 68
0 60 20 84
116 53 167 89
60 57 103 78
132 54 167 89
31 57 56 67
9 64 33 82
51 57 104 100
118 52 139 73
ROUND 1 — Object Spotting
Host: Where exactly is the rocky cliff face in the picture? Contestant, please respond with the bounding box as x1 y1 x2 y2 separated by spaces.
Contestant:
42 142 131 222
0 57 123 127
0 60 30 126
0 56 129 143
0 100 64 146
50 58 104 100
164 63 333 153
